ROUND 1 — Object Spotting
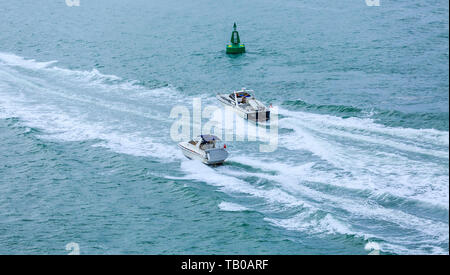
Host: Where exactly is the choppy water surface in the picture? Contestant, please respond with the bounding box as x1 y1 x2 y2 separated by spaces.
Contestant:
0 0 448 254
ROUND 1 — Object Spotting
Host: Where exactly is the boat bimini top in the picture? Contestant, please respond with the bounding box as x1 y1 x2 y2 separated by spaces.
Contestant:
200 134 221 142
229 88 254 103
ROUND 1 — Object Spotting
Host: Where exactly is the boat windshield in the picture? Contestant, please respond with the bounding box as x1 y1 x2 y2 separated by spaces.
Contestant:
230 92 252 105
200 134 220 142
200 140 226 150
197 134 224 150
230 92 251 98
200 141 215 150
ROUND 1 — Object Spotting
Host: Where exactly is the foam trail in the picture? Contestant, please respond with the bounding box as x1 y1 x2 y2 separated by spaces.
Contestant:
178 160 304 208
224 156 448 254
278 107 449 148
175 103 449 254
274 107 449 207
264 211 354 236
218 202 249 212
279 109 448 159
223 158 448 236
0 52 58 70
1 52 448 255
231 145 449 208
0 53 182 162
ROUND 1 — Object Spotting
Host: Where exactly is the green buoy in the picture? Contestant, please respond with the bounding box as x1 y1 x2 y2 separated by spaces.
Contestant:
226 23 245 54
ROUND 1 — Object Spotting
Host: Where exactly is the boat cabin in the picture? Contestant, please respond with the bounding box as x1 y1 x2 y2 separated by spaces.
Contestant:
189 135 221 150
229 89 254 104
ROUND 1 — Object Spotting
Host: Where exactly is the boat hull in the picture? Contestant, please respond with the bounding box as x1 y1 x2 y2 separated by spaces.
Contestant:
246 110 270 122
217 94 270 122
178 144 228 165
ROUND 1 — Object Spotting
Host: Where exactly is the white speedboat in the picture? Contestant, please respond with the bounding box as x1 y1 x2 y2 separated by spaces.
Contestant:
178 135 229 165
216 88 270 122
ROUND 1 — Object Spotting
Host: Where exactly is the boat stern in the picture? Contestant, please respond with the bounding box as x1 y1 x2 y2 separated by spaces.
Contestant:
247 110 270 122
205 148 229 165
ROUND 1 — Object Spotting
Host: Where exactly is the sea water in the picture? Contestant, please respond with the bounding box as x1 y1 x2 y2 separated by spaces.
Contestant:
0 0 448 254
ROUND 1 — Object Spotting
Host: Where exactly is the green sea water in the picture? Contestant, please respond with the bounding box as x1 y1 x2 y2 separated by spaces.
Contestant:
0 0 448 254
